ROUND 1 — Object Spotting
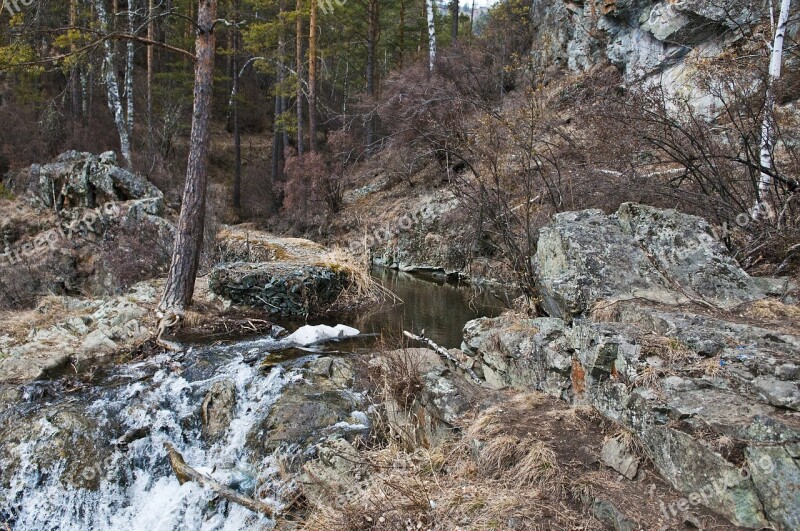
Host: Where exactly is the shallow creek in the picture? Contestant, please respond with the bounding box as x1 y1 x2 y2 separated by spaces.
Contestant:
0 268 511 530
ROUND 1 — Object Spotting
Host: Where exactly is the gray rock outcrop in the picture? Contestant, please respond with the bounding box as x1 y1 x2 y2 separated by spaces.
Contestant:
8 151 164 215
210 227 359 317
534 203 766 321
461 204 800 529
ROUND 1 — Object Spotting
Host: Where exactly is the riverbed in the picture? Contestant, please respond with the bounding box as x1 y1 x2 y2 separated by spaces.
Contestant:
0 268 512 530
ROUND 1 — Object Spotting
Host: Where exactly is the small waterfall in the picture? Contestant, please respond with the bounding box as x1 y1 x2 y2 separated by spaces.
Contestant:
0 271 513 530
1 339 300 531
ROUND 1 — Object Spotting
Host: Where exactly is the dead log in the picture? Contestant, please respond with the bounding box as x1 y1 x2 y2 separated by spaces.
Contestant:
403 330 482 383
164 443 274 516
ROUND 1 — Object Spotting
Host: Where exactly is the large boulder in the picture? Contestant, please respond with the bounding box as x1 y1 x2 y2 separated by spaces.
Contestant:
210 227 364 317
464 203 800 529
7 151 163 215
533 203 766 321
209 262 349 317
0 152 173 307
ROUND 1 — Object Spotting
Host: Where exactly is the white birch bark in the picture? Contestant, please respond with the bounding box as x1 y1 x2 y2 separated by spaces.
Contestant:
125 0 135 139
95 0 133 168
426 0 437 71
753 0 791 219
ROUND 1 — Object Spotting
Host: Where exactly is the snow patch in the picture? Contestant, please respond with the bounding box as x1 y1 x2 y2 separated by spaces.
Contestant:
285 324 360 346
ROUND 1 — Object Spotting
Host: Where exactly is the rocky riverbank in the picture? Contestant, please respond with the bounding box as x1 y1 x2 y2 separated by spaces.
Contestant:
0 152 379 384
278 203 799 529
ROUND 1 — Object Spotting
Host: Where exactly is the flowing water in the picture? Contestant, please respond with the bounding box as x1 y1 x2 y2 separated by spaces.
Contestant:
0 269 512 530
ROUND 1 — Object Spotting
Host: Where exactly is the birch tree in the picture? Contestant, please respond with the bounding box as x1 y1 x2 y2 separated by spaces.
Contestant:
426 0 436 71
95 0 134 168
147 0 154 141
753 0 792 219
125 0 136 139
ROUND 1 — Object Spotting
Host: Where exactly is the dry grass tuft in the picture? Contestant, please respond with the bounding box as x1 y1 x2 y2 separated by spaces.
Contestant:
640 335 695 363
744 298 800 322
700 355 724 377
634 365 664 389
318 247 400 312
0 295 96 343
563 404 602 425
478 435 525 475
512 440 560 491
605 429 643 457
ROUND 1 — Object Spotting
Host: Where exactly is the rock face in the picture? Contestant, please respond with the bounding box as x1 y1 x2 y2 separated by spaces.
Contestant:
462 204 800 529
534 203 766 321
532 0 763 77
0 151 173 306
210 227 356 317
7 151 163 213
7 151 164 215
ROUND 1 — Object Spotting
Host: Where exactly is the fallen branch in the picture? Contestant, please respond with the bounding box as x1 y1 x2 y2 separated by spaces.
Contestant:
403 330 482 383
164 443 274 516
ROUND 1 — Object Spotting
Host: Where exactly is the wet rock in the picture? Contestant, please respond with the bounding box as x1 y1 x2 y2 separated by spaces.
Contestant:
201 380 236 441
0 406 110 491
247 358 363 465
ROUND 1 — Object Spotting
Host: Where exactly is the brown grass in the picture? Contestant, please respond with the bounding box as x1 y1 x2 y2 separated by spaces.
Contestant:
743 298 800 323
0 295 96 343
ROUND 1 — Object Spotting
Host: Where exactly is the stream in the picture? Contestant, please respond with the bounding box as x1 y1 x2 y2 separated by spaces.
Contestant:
0 268 511 530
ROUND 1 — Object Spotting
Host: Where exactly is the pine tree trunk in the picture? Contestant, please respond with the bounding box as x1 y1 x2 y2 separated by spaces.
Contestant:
159 0 217 313
295 0 305 155
232 0 241 211
271 91 283 184
308 0 318 151
147 0 155 149
365 0 378 150
272 2 286 183
426 0 436 71
451 0 458 40
753 0 792 219
95 0 133 168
